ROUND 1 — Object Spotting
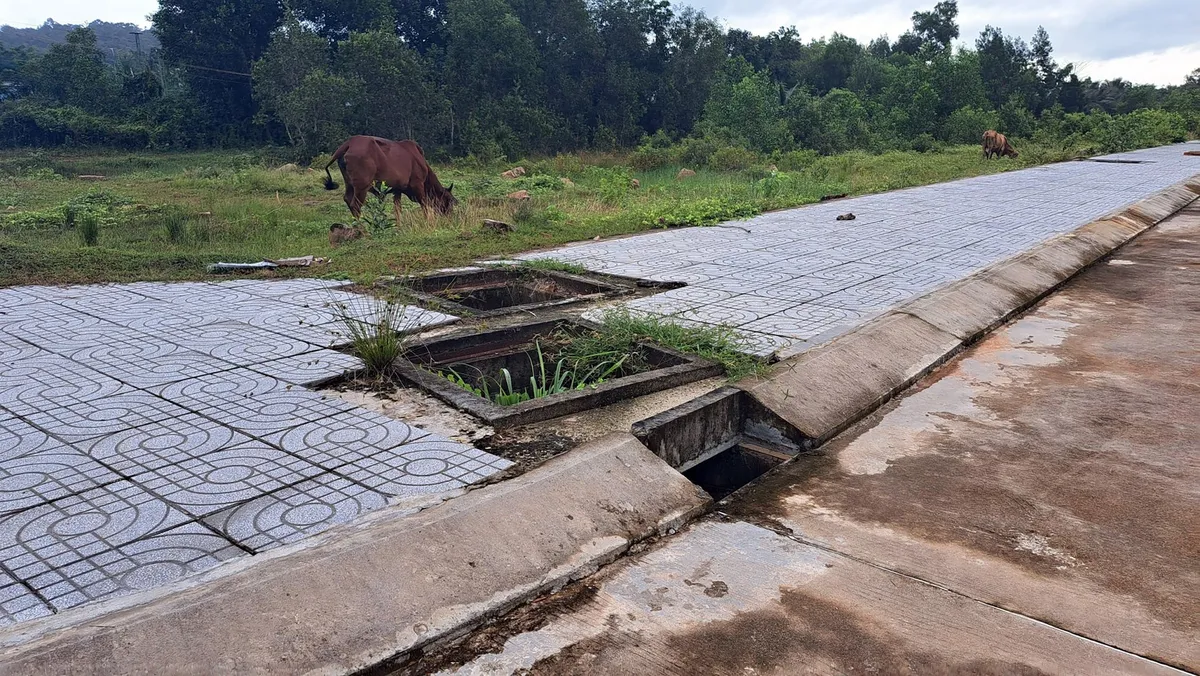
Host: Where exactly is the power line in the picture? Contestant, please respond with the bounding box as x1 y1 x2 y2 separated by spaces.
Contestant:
175 62 250 77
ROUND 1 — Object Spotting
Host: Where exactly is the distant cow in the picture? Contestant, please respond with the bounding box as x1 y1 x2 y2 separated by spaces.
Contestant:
982 130 1019 160
323 136 456 224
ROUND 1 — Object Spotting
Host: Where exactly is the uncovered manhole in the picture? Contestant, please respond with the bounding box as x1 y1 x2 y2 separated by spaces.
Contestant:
403 268 630 317
392 319 722 427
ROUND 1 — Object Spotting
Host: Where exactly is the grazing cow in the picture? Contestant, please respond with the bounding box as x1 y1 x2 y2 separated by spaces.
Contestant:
982 130 1019 159
323 136 456 224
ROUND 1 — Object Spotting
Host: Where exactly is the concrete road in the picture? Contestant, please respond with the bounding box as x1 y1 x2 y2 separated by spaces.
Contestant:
432 202 1200 674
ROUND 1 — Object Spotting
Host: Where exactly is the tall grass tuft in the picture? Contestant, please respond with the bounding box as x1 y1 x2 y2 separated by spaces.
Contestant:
163 208 188 243
78 213 100 247
328 292 423 376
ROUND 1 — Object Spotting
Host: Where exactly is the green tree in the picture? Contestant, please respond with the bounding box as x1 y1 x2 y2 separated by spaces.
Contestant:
911 1 959 54
153 0 284 136
25 28 119 114
976 25 1036 110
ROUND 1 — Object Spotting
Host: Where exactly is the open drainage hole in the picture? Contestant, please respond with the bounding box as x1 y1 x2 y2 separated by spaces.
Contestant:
438 283 567 311
683 441 788 501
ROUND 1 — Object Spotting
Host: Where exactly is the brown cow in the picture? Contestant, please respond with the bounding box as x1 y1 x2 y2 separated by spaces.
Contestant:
323 136 456 224
982 130 1019 159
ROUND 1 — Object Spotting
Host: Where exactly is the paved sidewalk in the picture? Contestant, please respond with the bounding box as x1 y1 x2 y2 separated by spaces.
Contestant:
523 142 1200 355
443 201 1200 674
0 280 510 626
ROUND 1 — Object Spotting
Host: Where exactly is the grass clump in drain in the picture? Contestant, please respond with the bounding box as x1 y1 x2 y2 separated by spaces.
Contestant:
441 339 627 406
329 292 423 375
569 308 764 381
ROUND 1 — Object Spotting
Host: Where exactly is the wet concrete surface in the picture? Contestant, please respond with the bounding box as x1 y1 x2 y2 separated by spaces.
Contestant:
423 203 1200 674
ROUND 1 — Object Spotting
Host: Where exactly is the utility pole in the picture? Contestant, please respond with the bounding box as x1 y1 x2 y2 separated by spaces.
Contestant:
130 31 142 55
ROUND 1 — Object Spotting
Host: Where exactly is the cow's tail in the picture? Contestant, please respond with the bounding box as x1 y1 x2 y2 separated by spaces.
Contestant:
323 141 350 191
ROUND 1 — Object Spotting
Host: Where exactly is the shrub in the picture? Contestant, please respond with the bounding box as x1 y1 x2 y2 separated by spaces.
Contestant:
1089 109 1188 153
709 146 758 171
942 106 1001 144
636 197 758 228
773 149 819 171
629 143 671 170
673 136 720 167
756 171 796 200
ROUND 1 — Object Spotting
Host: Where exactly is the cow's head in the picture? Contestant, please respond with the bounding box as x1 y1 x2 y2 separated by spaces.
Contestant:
1005 147 1019 159
432 183 457 215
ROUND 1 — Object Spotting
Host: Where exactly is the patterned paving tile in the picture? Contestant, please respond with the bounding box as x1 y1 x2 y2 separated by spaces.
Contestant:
184 388 357 437
151 369 288 409
0 355 131 417
0 571 52 627
265 409 430 468
741 304 866 341
80 414 255 474
203 475 389 552
131 443 325 518
0 449 119 515
0 335 44 364
22 522 247 612
248 350 364 386
0 416 65 462
336 440 512 498
0 481 189 580
23 392 194 444
159 322 316 366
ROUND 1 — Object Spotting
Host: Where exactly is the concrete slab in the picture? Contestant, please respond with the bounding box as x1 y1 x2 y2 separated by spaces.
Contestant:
0 434 710 675
437 520 1176 675
727 204 1200 671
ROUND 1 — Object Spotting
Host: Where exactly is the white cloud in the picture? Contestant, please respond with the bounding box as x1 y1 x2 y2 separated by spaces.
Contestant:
1069 44 1200 86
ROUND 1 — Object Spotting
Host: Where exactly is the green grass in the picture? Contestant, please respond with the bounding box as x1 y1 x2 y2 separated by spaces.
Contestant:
562 308 765 381
517 258 589 275
0 143 1082 287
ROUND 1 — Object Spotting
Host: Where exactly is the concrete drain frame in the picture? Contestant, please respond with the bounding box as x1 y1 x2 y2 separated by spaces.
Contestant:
390 318 723 428
633 387 811 501
401 267 634 318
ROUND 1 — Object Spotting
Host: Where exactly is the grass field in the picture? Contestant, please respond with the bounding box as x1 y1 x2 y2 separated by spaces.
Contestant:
0 144 1082 287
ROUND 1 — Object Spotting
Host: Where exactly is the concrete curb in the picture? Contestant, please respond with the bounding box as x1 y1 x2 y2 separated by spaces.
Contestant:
0 434 710 675
739 178 1200 445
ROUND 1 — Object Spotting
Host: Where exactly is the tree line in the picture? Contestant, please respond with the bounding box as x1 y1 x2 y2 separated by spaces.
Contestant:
1 0 1197 159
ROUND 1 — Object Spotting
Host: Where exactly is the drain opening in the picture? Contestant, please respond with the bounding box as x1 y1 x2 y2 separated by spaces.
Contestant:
404 268 628 316
683 441 787 501
438 283 565 311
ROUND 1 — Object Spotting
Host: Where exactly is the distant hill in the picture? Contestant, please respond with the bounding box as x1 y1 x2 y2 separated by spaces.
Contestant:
0 20 158 55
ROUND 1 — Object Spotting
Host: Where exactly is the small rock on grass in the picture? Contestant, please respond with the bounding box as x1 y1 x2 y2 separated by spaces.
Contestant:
677 168 696 180
501 167 527 179
507 190 531 200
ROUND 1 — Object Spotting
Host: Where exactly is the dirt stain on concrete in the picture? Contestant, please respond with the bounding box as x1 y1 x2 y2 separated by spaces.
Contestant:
529 588 1051 675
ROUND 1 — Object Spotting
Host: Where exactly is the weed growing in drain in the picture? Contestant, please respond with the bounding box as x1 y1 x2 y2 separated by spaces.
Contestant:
78 212 100 247
440 339 627 406
568 308 764 380
518 258 589 275
328 290 425 375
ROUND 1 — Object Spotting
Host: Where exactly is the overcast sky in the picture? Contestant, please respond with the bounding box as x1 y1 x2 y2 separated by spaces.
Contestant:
3 0 1197 85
